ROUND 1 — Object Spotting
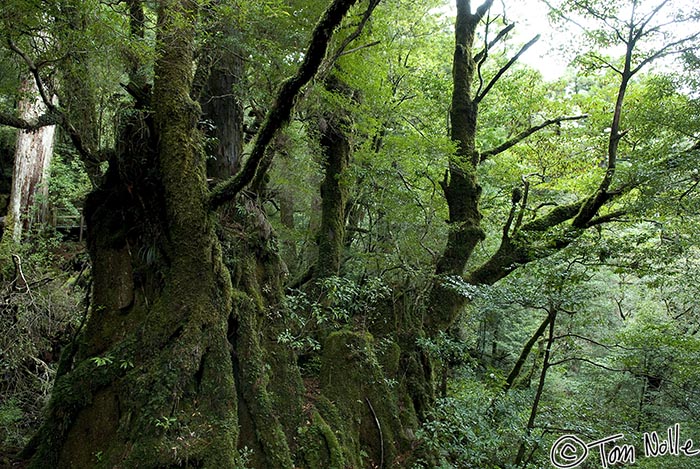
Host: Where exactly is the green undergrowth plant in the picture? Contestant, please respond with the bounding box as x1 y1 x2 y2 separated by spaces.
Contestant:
0 236 87 452
276 276 391 361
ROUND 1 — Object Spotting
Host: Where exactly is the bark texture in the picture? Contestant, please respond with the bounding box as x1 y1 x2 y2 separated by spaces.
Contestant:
22 1 410 468
26 2 240 467
425 0 490 335
316 77 353 279
3 78 55 243
201 43 244 179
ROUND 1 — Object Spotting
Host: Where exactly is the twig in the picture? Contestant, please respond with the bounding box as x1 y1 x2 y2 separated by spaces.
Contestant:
365 397 384 469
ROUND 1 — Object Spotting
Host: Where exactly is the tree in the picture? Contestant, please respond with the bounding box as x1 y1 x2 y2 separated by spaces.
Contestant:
2 77 56 243
1 0 699 467
2 0 364 467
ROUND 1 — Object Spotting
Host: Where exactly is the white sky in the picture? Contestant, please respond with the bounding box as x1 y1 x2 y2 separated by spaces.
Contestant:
432 0 700 81
498 0 569 80
430 0 568 80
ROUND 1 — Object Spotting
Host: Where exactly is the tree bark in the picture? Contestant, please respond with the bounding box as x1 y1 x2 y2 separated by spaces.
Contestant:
201 41 244 180
23 1 397 467
316 77 352 280
424 0 490 335
26 2 240 467
2 77 56 243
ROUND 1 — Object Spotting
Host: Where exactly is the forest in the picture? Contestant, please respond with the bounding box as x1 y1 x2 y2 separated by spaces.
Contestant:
1 0 699 467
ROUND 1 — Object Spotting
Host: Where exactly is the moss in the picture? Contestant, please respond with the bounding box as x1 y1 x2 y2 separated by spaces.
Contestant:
0 211 17 278
319 330 407 468
231 289 294 469
298 410 345 469
377 339 401 377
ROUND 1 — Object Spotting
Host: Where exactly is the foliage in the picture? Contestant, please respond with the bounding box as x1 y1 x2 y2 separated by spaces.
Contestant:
1 0 700 467
0 244 86 449
278 276 391 355
48 146 91 217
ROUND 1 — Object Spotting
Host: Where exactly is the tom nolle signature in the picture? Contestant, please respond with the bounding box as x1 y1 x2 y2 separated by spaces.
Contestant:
549 423 699 468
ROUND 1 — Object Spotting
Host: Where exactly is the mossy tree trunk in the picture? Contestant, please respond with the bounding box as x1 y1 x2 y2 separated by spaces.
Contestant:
425 0 491 335
22 0 399 467
316 76 353 280
395 0 493 426
25 1 240 467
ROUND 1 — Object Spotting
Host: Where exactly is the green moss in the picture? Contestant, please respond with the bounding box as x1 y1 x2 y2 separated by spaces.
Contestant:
231 290 294 469
377 339 401 377
319 330 408 468
298 410 345 469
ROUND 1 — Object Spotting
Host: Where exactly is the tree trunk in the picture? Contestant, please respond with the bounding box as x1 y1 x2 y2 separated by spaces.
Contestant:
515 309 556 466
3 77 55 243
398 0 492 427
316 77 352 280
25 2 240 467
201 49 244 180
424 0 488 335
21 0 421 467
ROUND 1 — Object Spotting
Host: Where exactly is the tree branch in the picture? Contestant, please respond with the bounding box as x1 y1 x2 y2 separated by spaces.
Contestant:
473 0 495 23
585 210 627 227
0 110 61 130
635 0 672 43
474 23 515 63
504 313 552 392
6 38 100 167
480 114 588 161
474 34 540 104
338 40 381 57
209 0 361 209
632 33 700 75
521 201 582 232
327 0 381 65
553 333 641 351
7 38 56 113
548 356 629 374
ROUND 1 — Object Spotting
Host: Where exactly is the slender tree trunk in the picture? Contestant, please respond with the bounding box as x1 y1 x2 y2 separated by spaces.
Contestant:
504 313 552 391
402 0 492 426
515 309 556 466
316 78 352 280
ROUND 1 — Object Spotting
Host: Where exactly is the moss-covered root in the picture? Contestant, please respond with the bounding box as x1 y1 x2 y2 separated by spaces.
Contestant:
318 330 408 468
297 410 345 469
232 292 295 469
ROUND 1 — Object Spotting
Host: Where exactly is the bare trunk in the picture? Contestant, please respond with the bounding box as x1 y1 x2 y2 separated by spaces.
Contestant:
201 51 244 180
5 78 56 242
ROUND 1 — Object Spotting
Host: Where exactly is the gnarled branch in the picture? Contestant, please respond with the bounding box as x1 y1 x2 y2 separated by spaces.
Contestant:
209 0 361 209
